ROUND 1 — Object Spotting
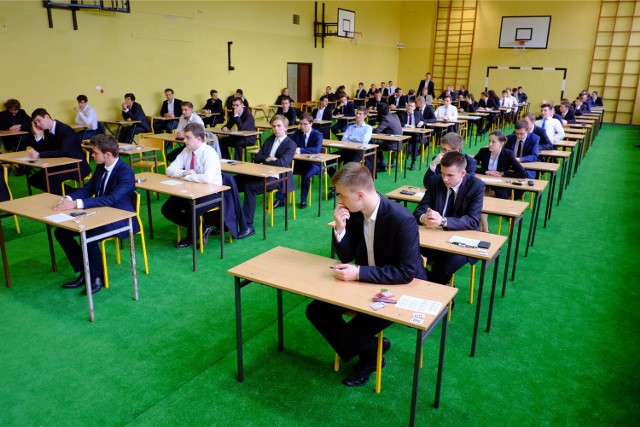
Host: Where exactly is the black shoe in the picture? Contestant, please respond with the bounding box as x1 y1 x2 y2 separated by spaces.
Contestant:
177 237 192 248
80 277 103 295
238 226 255 239
200 225 212 248
343 357 387 387
328 188 336 199
272 199 285 209
61 274 85 289
300 201 307 209
409 163 416 171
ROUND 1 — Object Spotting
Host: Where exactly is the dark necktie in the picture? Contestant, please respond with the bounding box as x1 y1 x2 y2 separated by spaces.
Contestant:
516 140 523 157
190 152 195 171
304 133 308 147
542 119 547 129
97 170 108 197
444 189 454 217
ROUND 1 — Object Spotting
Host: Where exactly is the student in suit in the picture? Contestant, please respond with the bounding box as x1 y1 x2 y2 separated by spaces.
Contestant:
586 91 603 107
380 82 389 97
414 151 484 285
523 113 553 151
578 93 591 113
234 115 296 239
366 83 377 98
276 97 297 125
166 102 206 162
506 120 539 179
458 85 468 98
323 86 335 103
387 81 395 96
416 96 437 125
474 131 527 232
290 113 323 208
439 85 457 100
406 89 416 103
306 162 427 387
365 90 383 125
224 89 250 111
330 94 356 135
312 95 332 139
275 88 295 105
354 82 367 107
374 103 403 172
161 123 222 249
388 88 408 122
424 132 477 186
559 100 576 124
73 95 100 142
573 97 591 116
53 133 138 295
536 103 565 145
153 88 182 134
0 98 32 152
201 89 224 127
402 100 424 170
417 72 435 98
463 93 478 112
220 97 257 160
120 93 151 143
28 108 92 195
516 86 528 103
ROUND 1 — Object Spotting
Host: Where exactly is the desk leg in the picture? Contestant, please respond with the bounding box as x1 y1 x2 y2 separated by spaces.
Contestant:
317 163 323 217
471 260 487 357
145 190 154 240
46 224 57 272
565 149 575 188
191 200 197 272
501 217 515 297
511 218 523 282
80 232 95 322
394 146 399 183
434 309 449 409
524 193 540 257
128 218 139 301
486 254 500 333
25 173 32 196
262 179 267 240
277 289 284 352
409 330 424 427
544 172 555 228
220 195 225 259
234 277 244 382
284 176 289 232
0 219 11 288
557 158 566 206
530 190 543 248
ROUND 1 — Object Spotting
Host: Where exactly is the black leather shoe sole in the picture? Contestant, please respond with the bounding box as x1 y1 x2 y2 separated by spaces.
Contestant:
177 238 192 248
343 358 386 387
80 279 103 295
272 200 285 209
61 275 85 288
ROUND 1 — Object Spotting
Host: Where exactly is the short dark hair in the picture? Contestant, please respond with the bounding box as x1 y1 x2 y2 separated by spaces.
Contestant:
443 96 452 101
271 114 289 127
355 106 368 115
76 95 88 103
184 123 205 141
125 93 136 101
515 120 529 130
374 89 381 95
182 101 193 109
235 89 244 95
300 112 313 123
164 88 173 94
90 133 119 157
561 100 571 108
4 99 21 110
319 95 328 102
490 130 507 143
441 132 464 150
232 97 244 106
441 151 467 170
281 97 291 104
331 162 374 192
31 108 49 120
210 89 218 95
377 102 389 116
540 103 553 110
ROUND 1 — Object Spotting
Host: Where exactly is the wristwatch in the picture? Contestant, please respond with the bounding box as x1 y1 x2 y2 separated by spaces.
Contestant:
440 217 448 229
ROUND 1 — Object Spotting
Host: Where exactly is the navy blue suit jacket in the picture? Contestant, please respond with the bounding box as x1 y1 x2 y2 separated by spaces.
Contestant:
39 120 91 177
532 126 553 151
414 174 484 231
334 195 427 284
160 99 182 117
474 148 527 178
255 135 296 193
354 89 367 106
333 102 355 117
419 105 437 123
69 158 139 238
311 107 332 121
506 133 539 179
276 107 298 125
122 102 151 133
291 128 323 154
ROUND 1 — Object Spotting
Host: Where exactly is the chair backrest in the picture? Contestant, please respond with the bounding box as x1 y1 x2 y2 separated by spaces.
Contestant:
138 137 167 164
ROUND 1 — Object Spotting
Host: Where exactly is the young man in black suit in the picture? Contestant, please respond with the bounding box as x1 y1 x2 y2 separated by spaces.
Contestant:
311 95 332 139
220 97 257 160
424 132 476 186
417 72 435 98
414 151 484 285
374 103 403 172
53 133 138 295
234 114 296 239
28 108 92 195
306 162 427 387
330 94 356 136
290 113 324 208
402 100 424 170
201 89 224 127
354 82 367 107
0 98 31 152
154 88 182 134
388 87 408 122
559 100 576 124
276 97 297 126
120 93 151 143
506 120 540 179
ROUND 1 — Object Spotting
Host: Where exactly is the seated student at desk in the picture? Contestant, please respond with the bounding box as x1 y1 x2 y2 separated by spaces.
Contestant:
463 93 478 113
365 90 383 125
28 108 91 196
435 96 458 122
120 93 151 143
53 133 138 295
330 94 356 136
166 102 206 162
424 132 476 186
366 83 377 98
276 97 297 126
161 123 222 249
573 96 590 116
402 100 424 171
0 98 32 152
234 114 296 239
201 89 224 127
354 82 367 107
416 96 437 125
506 120 539 179
73 94 100 142
224 89 250 120
414 151 485 285
586 90 603 108
275 88 294 105
220 97 257 161
306 162 427 387
153 88 182 134
536 103 565 145
559 100 576 124
439 84 457 100
338 106 373 174
374 102 402 172
312 95 332 139
323 86 336 103
290 113 323 209
523 112 553 151
516 86 528 103
474 130 527 232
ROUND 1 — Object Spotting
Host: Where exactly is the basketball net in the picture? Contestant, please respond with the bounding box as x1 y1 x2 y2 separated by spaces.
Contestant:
514 39 526 56
346 31 362 46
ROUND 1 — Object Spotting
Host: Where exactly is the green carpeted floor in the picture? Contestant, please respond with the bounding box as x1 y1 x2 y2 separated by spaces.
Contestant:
1 124 639 426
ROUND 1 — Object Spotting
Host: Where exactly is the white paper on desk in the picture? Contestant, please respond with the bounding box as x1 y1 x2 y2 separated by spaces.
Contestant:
160 179 183 186
480 177 502 183
16 157 33 161
397 295 442 315
45 213 75 223
219 158 233 163
448 235 480 248
229 131 242 135
415 192 425 198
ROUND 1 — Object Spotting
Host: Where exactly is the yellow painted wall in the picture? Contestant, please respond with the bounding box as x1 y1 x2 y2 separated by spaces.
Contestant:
0 0 402 123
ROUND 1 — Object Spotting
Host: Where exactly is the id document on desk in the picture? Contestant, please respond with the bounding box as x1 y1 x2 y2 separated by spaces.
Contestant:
397 295 443 315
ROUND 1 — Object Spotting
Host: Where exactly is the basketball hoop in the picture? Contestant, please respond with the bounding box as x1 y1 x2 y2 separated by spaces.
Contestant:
346 31 363 46
514 39 526 55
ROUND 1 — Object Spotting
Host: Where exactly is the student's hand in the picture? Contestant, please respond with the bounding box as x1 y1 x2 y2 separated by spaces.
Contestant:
333 263 358 281
165 113 175 118
183 169 194 177
121 102 127 110
176 131 184 138
53 198 77 211
423 207 442 228
222 127 229 132
73 106 81 113
431 152 444 167
9 124 21 132
27 149 39 159
334 202 350 234
295 148 301 154
486 170 503 177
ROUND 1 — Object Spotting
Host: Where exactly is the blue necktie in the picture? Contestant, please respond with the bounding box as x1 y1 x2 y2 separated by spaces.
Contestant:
542 118 547 130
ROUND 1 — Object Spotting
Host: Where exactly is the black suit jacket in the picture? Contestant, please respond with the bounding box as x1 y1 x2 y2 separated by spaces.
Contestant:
160 99 182 117
419 105 437 123
224 108 256 131
311 107 332 121
122 102 151 133
474 148 527 178
225 95 249 110
388 95 407 108
276 107 298 125
69 158 139 238
418 79 435 97
0 109 31 131
414 174 485 231
38 120 91 177
561 109 576 124
255 135 296 193
202 98 223 114
532 126 553 151
333 102 355 117
424 154 477 186
335 195 427 284
354 89 367 106
403 110 424 127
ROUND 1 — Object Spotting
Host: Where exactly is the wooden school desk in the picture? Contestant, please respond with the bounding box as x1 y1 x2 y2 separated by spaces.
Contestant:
370 133 411 182
0 130 28 152
539 150 572 204
0 192 138 322
103 120 141 143
0 150 82 195
228 246 457 427
521 161 560 226
552 140 578 189
322 139 379 178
